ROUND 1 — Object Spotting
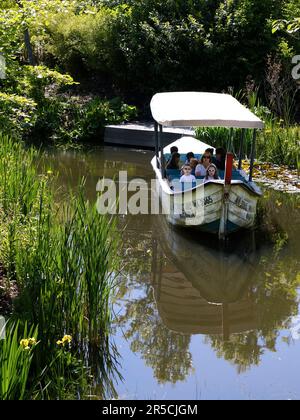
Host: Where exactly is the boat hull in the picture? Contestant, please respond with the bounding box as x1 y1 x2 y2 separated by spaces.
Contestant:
156 179 259 234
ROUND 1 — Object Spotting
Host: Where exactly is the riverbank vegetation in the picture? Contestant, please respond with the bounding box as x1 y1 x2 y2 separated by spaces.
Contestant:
195 90 300 171
0 135 120 399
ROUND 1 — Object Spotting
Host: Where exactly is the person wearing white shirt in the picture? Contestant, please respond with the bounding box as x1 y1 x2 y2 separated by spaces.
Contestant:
180 165 196 183
195 153 212 177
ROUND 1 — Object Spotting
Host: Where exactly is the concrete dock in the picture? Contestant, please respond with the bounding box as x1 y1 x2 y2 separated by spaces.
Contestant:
104 122 195 150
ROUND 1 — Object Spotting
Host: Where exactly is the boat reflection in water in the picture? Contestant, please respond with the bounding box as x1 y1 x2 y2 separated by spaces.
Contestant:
152 217 259 342
119 193 299 381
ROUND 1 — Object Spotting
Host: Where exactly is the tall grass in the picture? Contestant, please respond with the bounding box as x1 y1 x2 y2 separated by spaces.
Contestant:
195 112 299 170
0 322 38 400
0 135 120 399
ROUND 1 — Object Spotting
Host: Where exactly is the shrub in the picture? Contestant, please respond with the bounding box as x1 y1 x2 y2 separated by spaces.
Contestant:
30 96 137 145
45 7 120 76
0 92 37 137
18 65 78 105
45 0 285 96
54 96 137 144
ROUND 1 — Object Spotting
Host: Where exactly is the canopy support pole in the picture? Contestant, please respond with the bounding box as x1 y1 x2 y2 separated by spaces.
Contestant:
159 124 165 178
249 129 257 182
238 129 246 170
154 121 159 168
229 128 234 153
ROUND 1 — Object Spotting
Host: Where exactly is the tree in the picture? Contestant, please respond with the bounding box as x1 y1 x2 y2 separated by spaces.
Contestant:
15 1 35 65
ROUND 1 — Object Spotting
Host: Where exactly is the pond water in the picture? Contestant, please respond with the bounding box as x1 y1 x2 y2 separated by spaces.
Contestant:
43 146 300 400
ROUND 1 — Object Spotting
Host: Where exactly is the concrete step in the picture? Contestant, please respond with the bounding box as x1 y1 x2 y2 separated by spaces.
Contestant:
104 122 195 150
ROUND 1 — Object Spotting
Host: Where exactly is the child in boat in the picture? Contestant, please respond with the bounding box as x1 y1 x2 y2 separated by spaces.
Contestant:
205 164 220 182
180 164 196 183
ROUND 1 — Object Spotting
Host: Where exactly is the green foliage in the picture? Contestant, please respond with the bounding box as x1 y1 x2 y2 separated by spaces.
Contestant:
0 322 38 400
55 97 136 144
44 0 286 96
19 65 77 104
273 18 300 35
196 120 300 169
45 7 120 75
0 136 120 398
0 92 37 137
0 60 136 143
260 123 300 168
30 96 137 145
196 88 299 168
0 2 136 146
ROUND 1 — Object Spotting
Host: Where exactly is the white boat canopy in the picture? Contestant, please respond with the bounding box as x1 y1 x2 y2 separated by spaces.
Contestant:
151 92 264 129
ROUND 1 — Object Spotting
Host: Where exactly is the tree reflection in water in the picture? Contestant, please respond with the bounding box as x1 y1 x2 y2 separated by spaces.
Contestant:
117 192 300 383
118 293 193 384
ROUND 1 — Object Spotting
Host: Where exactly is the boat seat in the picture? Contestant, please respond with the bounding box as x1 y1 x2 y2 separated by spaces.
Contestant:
218 170 225 179
216 170 247 182
232 170 247 182
166 169 181 181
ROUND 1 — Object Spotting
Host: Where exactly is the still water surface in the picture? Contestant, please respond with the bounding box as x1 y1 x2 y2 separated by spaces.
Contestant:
43 146 300 400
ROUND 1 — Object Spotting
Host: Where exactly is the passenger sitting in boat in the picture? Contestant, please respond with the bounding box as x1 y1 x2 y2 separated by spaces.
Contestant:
205 148 217 165
205 164 220 182
189 158 198 175
166 152 181 170
195 153 212 177
185 152 195 164
166 146 179 166
215 147 226 170
205 148 214 157
180 164 196 183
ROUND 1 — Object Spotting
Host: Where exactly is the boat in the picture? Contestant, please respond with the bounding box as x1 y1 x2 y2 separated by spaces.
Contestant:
150 92 265 238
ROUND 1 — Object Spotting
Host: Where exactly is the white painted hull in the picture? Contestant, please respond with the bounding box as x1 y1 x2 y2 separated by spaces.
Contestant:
155 179 258 233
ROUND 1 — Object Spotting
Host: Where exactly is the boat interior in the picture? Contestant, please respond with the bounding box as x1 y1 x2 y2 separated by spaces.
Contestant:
163 152 250 191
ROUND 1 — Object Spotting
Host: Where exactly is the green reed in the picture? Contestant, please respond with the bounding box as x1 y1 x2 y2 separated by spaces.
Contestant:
0 322 38 400
0 135 120 399
195 107 299 170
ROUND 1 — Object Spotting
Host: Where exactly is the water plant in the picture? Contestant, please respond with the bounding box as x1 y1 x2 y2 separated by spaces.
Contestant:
0 135 121 399
195 107 300 170
0 322 38 400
